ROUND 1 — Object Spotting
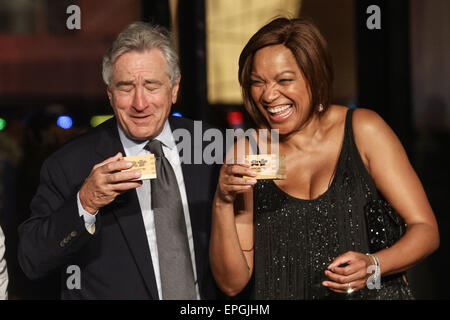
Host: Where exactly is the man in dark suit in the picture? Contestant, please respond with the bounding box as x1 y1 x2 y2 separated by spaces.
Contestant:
18 22 221 300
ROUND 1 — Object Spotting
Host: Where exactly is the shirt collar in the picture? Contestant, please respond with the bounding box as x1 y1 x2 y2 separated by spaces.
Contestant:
117 120 176 156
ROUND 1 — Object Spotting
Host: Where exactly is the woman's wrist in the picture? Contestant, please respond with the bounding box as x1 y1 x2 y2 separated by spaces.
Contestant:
213 193 235 209
366 253 381 289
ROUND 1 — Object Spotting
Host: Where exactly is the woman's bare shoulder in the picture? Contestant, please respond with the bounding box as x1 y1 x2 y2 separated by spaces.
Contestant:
351 107 404 171
352 107 388 131
351 108 396 146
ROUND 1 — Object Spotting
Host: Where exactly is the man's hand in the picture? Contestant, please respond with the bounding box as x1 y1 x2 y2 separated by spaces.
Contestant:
79 152 142 214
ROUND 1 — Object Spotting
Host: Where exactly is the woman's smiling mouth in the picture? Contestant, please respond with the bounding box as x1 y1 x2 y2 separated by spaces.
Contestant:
266 104 293 122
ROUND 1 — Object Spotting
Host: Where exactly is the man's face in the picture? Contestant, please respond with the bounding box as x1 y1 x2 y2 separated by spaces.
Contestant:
107 49 180 141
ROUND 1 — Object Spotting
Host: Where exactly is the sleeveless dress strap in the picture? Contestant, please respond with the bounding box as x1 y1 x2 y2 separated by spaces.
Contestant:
345 108 379 200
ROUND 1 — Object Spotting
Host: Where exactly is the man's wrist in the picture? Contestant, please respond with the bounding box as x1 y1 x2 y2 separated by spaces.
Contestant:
81 203 98 215
79 189 98 215
77 191 98 234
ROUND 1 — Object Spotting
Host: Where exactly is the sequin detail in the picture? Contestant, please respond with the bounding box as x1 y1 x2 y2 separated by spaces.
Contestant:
252 109 414 300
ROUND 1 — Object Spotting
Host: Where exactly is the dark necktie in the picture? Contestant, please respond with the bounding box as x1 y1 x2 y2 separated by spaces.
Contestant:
145 139 197 300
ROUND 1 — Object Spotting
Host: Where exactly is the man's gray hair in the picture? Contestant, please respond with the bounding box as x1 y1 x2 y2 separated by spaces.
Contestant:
102 21 180 87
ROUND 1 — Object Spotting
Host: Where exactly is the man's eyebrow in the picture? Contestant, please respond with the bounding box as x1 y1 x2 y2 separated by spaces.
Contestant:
114 79 164 87
115 80 134 87
144 79 163 85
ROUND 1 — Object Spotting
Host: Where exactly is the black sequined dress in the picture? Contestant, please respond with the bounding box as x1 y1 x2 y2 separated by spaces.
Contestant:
252 109 414 299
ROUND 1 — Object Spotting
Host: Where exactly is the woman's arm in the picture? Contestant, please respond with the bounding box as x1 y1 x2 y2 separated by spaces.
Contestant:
353 108 439 275
209 140 257 297
210 181 254 296
324 108 439 293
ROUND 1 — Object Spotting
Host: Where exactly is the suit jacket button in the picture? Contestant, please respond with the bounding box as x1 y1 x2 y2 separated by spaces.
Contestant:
71 231 77 237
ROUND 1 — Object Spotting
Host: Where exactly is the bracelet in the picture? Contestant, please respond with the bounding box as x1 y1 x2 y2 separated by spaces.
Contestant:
366 253 381 288
366 253 380 267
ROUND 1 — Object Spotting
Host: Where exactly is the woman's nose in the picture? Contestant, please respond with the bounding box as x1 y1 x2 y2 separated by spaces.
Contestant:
261 84 280 104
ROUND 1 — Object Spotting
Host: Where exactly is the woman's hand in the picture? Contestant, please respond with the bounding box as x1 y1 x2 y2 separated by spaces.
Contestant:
216 162 257 204
322 251 375 294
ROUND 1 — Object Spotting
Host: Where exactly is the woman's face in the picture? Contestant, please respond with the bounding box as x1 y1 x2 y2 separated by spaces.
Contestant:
250 44 312 135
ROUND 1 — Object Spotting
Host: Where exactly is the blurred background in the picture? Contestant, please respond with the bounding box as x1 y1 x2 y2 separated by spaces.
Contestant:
0 0 448 299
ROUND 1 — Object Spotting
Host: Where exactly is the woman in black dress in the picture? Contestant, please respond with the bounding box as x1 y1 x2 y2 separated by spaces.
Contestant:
209 18 439 299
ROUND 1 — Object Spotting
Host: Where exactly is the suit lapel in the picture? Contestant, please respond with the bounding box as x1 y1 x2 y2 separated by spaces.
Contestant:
95 119 159 300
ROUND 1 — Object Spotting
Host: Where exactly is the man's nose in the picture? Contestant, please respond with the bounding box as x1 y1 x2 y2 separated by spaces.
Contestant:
133 86 148 110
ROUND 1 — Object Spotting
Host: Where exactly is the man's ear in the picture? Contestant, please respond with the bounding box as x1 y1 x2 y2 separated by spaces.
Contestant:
106 86 112 103
171 75 181 104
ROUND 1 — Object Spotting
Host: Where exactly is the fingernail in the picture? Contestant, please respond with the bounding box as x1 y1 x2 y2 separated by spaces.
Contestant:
247 179 257 184
322 282 328 287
